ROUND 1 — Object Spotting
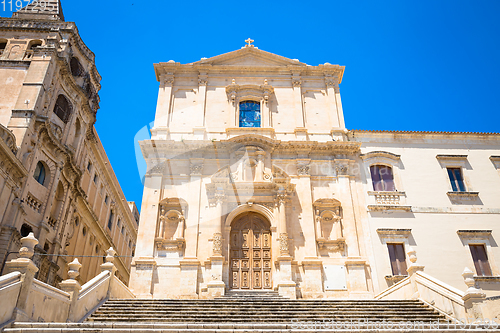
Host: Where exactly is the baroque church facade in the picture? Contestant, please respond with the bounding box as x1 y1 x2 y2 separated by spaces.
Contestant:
130 40 500 299
0 1 138 286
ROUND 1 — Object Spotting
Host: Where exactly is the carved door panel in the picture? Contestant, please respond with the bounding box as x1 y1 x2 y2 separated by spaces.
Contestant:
230 213 272 290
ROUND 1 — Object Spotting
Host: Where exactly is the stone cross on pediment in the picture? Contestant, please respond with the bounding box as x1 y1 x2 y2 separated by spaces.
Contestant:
245 38 254 48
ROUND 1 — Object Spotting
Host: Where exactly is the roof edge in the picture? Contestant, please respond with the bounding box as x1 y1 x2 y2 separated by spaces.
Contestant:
350 129 500 136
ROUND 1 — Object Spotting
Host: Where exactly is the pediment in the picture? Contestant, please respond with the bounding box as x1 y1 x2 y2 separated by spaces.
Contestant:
193 47 307 67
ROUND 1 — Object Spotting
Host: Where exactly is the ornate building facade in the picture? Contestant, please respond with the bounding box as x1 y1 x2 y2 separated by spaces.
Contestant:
0 1 138 286
130 40 500 300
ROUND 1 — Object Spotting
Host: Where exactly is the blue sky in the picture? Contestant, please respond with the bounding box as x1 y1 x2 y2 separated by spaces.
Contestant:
3 1 500 210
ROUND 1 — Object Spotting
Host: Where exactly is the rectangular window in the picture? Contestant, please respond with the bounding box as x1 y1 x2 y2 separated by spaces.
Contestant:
447 168 466 192
370 165 395 191
87 161 92 172
93 173 99 184
105 195 109 204
387 243 408 276
470 244 492 276
107 211 114 230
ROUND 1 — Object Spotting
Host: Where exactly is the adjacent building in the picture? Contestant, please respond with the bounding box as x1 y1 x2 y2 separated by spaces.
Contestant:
130 40 500 299
0 1 138 286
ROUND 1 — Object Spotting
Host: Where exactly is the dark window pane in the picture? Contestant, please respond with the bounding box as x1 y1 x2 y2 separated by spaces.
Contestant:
470 244 492 276
370 165 383 191
108 212 114 230
380 166 395 191
54 95 72 123
447 168 465 192
447 168 458 192
239 101 260 128
34 162 46 185
453 168 466 191
394 244 408 275
388 243 407 276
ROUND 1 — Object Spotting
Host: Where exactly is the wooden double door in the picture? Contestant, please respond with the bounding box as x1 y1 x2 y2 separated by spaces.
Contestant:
230 213 272 290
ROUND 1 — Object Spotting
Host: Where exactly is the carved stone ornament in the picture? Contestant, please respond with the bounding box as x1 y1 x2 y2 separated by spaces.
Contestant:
317 238 345 253
335 164 348 176
212 232 223 256
147 161 166 176
190 164 203 176
276 192 287 206
214 191 226 205
155 238 185 252
48 122 63 141
292 79 302 87
225 82 274 105
297 164 310 176
279 233 289 256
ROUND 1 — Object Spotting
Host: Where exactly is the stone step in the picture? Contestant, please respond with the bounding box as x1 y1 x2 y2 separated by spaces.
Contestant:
88 298 445 324
101 300 425 306
5 322 500 332
93 307 437 313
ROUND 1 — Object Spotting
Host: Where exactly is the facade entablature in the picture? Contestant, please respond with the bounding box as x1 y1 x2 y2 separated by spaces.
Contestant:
139 137 361 163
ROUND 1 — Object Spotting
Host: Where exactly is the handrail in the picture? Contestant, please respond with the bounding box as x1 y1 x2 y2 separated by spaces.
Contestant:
0 272 21 288
374 275 411 299
78 271 110 300
415 271 465 305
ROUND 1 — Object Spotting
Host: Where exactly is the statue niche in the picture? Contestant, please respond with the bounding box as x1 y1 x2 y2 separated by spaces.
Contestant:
155 198 187 255
313 199 345 253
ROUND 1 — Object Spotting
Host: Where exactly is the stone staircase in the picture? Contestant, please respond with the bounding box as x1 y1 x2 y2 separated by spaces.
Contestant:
4 293 500 332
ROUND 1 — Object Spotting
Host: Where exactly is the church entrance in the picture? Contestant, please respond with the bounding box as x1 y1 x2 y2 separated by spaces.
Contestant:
230 213 272 290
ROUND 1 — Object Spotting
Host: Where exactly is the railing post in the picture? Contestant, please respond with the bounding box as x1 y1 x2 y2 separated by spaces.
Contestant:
3 232 39 322
59 259 82 322
406 246 424 299
462 267 487 323
100 247 117 298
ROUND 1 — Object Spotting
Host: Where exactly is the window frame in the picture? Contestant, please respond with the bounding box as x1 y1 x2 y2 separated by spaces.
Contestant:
33 161 46 186
457 230 497 277
436 155 473 194
387 243 408 276
447 167 466 192
238 100 262 128
376 228 412 279
370 164 396 192
469 244 492 277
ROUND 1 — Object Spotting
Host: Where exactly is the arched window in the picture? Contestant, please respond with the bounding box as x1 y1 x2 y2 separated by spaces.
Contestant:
33 161 46 185
28 40 42 50
53 94 72 123
239 101 261 128
370 165 395 191
70 57 85 77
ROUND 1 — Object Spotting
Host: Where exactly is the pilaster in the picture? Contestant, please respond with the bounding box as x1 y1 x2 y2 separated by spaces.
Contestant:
334 159 360 257
291 73 304 128
153 74 174 129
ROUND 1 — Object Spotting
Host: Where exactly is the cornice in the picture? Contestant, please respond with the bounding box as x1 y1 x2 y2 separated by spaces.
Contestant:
377 228 412 236
140 137 361 158
436 154 468 160
360 151 401 161
350 129 500 138
457 230 492 238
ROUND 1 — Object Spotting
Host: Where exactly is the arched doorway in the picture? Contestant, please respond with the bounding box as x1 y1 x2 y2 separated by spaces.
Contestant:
230 212 272 290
